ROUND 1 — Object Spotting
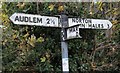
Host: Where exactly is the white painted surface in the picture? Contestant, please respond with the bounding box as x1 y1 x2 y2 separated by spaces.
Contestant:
69 18 112 29
66 26 82 39
10 13 59 27
62 58 69 71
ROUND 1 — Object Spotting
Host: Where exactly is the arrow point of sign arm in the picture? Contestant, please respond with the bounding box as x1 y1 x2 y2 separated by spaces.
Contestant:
107 20 113 29
10 15 13 23
10 13 17 24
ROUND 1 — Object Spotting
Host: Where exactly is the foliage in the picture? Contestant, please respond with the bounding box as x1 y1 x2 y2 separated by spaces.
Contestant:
1 2 120 72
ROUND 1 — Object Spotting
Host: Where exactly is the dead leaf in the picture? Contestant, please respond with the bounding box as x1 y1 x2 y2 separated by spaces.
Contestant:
58 5 64 12
48 4 54 11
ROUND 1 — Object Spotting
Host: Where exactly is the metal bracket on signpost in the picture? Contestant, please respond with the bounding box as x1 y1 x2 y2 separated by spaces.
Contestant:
60 15 69 73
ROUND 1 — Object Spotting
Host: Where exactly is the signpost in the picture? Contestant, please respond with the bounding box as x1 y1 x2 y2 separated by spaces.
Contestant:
68 18 113 29
10 13 113 73
66 25 82 40
10 13 59 27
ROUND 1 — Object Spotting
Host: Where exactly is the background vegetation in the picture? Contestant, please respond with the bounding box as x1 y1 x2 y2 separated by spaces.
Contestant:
1 2 120 72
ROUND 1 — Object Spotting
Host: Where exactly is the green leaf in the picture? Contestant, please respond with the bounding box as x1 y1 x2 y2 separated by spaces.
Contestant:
37 37 44 43
40 57 46 62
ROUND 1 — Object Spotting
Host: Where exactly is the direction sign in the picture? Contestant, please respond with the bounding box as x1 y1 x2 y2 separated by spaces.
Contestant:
10 13 59 27
69 18 112 29
66 25 82 39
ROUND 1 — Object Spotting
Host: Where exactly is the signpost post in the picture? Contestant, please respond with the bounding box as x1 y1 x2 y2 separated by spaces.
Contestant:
60 15 69 73
10 13 113 73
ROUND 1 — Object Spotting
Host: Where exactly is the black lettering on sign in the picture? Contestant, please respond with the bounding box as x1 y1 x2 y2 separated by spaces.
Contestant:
87 19 92 23
92 24 96 28
76 18 80 23
101 24 104 28
33 17 36 23
88 24 92 28
14 16 42 23
76 32 79 37
24 16 28 22
82 19 92 23
46 18 50 24
69 28 72 32
72 18 76 23
72 18 82 23
15 16 19 21
107 24 109 28
72 18 92 23
76 26 78 31
98 24 101 28
79 24 85 28
29 17 32 22
85 19 88 23
82 19 85 23
20 16 24 22
73 27 75 32
69 26 79 32
51 20 55 24
98 24 104 29
37 18 42 23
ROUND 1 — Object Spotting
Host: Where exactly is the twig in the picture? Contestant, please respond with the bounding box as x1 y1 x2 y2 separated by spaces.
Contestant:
37 2 39 14
95 43 112 51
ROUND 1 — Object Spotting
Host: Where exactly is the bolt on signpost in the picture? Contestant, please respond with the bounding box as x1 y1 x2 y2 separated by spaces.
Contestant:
10 12 113 73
